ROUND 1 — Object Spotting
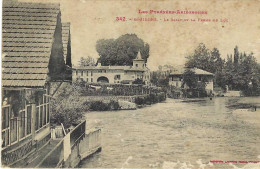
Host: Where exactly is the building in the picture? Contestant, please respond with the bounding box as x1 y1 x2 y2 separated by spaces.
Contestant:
62 22 73 80
1 1 70 166
73 51 151 85
169 67 214 93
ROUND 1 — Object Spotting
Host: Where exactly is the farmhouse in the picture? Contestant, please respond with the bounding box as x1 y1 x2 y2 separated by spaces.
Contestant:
169 67 214 93
1 0 71 166
73 51 151 85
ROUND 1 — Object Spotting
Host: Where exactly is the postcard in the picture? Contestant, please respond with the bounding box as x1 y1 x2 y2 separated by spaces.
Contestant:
1 0 260 168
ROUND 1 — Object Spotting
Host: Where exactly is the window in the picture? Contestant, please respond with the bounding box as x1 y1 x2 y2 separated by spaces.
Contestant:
136 64 138 67
76 70 78 75
198 76 202 81
91 78 93 82
81 71 83 76
114 75 121 80
91 71 93 76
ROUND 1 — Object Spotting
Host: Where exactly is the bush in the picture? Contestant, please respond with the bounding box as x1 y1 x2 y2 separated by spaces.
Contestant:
89 101 110 111
89 100 121 111
135 97 145 105
135 92 166 105
158 93 166 102
109 100 120 110
50 83 87 129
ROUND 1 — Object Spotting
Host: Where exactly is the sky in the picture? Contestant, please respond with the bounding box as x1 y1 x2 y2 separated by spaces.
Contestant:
21 0 260 70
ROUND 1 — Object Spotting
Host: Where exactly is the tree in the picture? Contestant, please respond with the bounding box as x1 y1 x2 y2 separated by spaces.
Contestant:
223 46 260 96
182 69 198 89
185 43 225 90
186 43 224 73
96 34 150 66
50 83 86 128
78 56 96 67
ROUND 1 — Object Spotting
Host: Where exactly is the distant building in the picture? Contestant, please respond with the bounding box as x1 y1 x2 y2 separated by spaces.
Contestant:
73 51 151 85
1 1 70 166
169 67 214 93
158 65 173 76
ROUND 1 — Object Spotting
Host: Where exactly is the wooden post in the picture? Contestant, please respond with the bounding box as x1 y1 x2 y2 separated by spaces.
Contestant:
31 103 36 141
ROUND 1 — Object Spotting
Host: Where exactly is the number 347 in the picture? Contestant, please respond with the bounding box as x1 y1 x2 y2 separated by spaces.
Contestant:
116 17 126 21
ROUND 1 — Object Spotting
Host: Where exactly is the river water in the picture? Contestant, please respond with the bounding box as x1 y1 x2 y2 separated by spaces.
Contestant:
81 97 260 168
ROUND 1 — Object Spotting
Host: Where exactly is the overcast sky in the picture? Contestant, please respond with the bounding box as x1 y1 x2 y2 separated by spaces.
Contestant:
21 0 260 70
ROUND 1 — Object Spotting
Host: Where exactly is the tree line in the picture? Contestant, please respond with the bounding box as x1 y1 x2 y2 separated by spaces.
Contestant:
185 43 260 96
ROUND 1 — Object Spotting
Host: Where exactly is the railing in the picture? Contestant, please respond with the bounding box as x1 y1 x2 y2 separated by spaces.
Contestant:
37 121 101 168
70 121 86 148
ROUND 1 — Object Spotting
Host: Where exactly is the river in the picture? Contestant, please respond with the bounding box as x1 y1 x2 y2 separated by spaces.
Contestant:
80 97 260 168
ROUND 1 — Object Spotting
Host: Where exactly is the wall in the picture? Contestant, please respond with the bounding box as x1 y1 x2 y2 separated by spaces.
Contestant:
37 121 102 168
73 68 150 84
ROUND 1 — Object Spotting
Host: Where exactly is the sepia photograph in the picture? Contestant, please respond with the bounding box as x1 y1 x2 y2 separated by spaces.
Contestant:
1 0 260 168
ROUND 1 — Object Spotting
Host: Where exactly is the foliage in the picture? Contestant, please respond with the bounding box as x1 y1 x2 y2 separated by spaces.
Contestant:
182 69 198 89
150 71 169 87
96 34 150 66
223 50 260 95
135 93 166 105
132 78 145 85
50 83 87 128
185 43 260 96
88 100 121 111
78 56 96 67
48 15 66 80
185 43 225 89
135 97 145 105
66 34 72 67
185 43 224 73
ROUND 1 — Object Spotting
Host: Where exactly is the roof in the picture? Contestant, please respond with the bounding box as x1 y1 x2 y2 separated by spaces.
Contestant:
134 51 144 61
62 22 70 63
2 1 60 88
170 67 214 76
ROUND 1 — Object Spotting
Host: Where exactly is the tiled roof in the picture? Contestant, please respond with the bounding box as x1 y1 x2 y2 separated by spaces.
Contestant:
2 1 60 88
62 22 70 63
170 67 214 76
